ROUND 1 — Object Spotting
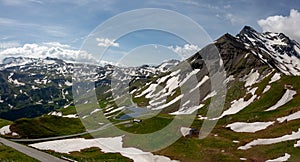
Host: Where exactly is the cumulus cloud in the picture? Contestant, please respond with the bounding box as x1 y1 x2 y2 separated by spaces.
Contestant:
258 9 300 42
96 38 119 47
0 43 98 64
168 44 200 58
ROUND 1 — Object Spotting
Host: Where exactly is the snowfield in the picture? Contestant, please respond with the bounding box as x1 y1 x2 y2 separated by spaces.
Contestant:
189 76 209 93
265 153 290 162
244 70 260 87
265 89 297 111
202 90 217 101
226 121 274 133
0 125 19 136
269 73 281 84
277 111 300 123
152 94 183 110
135 84 158 98
0 125 11 135
216 87 257 119
238 128 300 150
29 136 178 162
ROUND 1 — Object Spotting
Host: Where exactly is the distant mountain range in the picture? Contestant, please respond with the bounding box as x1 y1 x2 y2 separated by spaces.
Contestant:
0 55 179 120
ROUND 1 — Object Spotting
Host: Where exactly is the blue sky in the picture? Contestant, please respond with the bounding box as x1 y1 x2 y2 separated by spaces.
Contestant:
0 0 299 66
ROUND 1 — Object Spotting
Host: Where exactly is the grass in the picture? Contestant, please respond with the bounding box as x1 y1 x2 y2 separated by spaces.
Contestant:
47 147 132 162
10 115 85 138
117 115 173 134
0 144 38 162
155 136 240 162
57 106 77 115
154 118 300 162
0 118 12 128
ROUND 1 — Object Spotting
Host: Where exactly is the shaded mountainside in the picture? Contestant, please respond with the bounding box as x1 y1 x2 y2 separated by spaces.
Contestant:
0 56 178 120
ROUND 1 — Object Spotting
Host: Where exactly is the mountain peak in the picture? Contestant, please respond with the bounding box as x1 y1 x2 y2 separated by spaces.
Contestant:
235 26 300 76
239 26 258 35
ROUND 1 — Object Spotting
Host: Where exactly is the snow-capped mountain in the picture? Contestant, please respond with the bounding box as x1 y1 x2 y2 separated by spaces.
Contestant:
122 26 300 116
237 26 300 76
0 56 178 120
0 26 299 121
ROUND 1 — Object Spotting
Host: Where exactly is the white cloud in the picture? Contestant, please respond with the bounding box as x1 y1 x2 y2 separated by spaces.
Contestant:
168 44 200 58
1 0 43 6
0 41 21 49
42 42 71 48
226 13 245 25
0 43 98 64
0 17 67 37
96 38 119 47
258 9 300 42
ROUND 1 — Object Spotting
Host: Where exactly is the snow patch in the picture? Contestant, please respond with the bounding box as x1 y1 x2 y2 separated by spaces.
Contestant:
91 109 101 114
0 125 18 136
238 128 300 150
7 73 25 86
216 87 258 119
265 153 291 162
165 76 180 94
179 69 200 86
265 89 297 111
180 127 191 137
189 76 209 93
226 122 274 133
198 115 208 120
135 84 158 98
152 95 183 110
244 70 260 87
223 75 235 84
202 91 217 101
29 136 178 162
65 81 72 86
233 140 240 143
169 104 204 115
269 73 281 84
104 106 125 116
262 85 271 94
277 111 300 123
0 125 11 135
48 111 78 118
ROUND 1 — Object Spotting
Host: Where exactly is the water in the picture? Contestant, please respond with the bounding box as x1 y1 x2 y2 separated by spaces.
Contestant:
118 107 151 120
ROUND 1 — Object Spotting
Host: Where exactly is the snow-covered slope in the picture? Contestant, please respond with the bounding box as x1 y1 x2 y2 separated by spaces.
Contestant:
238 26 300 76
